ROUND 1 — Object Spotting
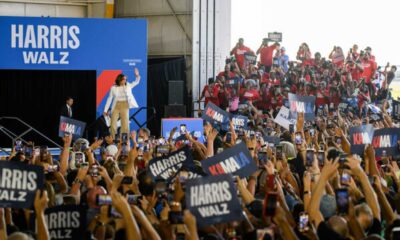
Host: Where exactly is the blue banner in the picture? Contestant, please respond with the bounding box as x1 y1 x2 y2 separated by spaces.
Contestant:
161 118 204 143
201 142 256 178
289 93 315 121
185 174 243 227
349 125 374 156
147 146 195 182
0 16 147 130
372 128 400 157
202 102 230 131
0 161 44 208
58 116 86 140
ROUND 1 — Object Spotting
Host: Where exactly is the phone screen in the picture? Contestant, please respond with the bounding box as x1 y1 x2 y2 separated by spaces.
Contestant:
226 132 232 143
295 132 302 144
276 145 283 159
180 124 187 134
336 188 349 214
340 173 351 186
299 212 309 232
258 152 268 165
306 149 314 167
317 151 325 166
96 194 112 205
289 124 294 134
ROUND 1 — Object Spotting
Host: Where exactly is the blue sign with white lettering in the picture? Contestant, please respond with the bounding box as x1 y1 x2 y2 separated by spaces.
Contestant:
161 118 204 143
0 16 147 130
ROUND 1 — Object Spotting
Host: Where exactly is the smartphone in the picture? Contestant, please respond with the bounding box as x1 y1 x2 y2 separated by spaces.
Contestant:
126 194 142 205
339 153 348 168
340 172 351 186
298 212 310 232
169 211 184 224
178 171 189 184
137 137 144 144
156 145 170 154
121 144 129 156
47 165 59 173
15 140 23 152
90 165 99 177
121 133 128 144
317 150 325 166
121 176 133 184
180 124 187 134
335 188 349 214
258 152 268 166
226 132 232 143
306 149 314 167
74 152 84 167
155 179 167 196
276 145 283 159
309 128 315 137
96 194 112 205
289 124 295 134
336 136 342 145
264 192 278 217
381 164 390 173
24 145 33 158
295 132 302 144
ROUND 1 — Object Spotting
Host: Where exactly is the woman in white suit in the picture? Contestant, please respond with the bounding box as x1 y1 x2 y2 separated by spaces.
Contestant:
103 68 140 138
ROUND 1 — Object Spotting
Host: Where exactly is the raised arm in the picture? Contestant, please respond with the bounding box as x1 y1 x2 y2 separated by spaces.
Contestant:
129 68 141 88
34 190 50 240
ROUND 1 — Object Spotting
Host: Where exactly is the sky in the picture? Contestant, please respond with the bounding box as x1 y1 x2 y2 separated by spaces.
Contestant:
231 0 400 66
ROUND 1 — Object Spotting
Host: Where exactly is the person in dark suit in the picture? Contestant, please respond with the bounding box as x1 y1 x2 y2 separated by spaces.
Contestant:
60 96 74 118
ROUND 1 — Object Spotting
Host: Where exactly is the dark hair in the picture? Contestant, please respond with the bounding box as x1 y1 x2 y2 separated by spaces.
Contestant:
115 74 126 86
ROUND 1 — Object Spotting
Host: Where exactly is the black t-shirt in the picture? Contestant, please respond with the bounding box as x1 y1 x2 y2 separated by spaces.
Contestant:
367 218 382 236
317 221 349 240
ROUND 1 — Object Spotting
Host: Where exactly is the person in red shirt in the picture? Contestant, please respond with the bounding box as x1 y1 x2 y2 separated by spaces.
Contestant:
256 38 280 72
346 59 363 83
296 43 313 66
315 82 329 108
217 64 236 79
347 44 360 62
199 78 220 106
360 52 377 84
328 46 345 67
230 38 254 70
357 85 370 117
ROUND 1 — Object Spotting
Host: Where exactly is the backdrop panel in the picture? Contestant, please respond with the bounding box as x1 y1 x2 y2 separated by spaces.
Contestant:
0 16 147 139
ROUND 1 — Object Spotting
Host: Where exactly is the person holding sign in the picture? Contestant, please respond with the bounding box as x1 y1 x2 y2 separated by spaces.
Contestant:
257 38 280 72
103 68 141 138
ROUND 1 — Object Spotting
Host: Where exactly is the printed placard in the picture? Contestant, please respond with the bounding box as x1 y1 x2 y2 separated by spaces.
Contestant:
58 116 86 140
263 136 280 145
147 146 195 182
44 205 86 240
349 125 374 155
224 115 249 132
371 128 400 156
0 161 44 208
268 32 282 42
185 174 243 227
274 106 296 130
161 118 204 143
288 93 316 121
201 142 256 178
202 102 230 130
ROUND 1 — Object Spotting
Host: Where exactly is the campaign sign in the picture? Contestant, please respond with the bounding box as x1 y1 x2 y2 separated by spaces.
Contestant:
147 146 195 182
202 102 230 130
161 118 204 143
371 128 400 156
289 93 315 121
268 32 282 42
349 125 374 155
201 142 256 178
0 161 44 208
185 174 243 227
274 106 296 130
392 100 400 119
244 52 257 65
58 116 86 140
223 115 249 132
44 205 86 240
264 136 280 145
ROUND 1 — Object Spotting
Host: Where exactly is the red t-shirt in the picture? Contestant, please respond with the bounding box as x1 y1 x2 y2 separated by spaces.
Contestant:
233 45 253 69
202 85 220 106
259 45 275 67
243 89 260 102
361 59 377 84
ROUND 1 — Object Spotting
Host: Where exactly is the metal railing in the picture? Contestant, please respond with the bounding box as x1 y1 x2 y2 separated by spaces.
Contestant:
0 116 62 148
129 107 157 128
